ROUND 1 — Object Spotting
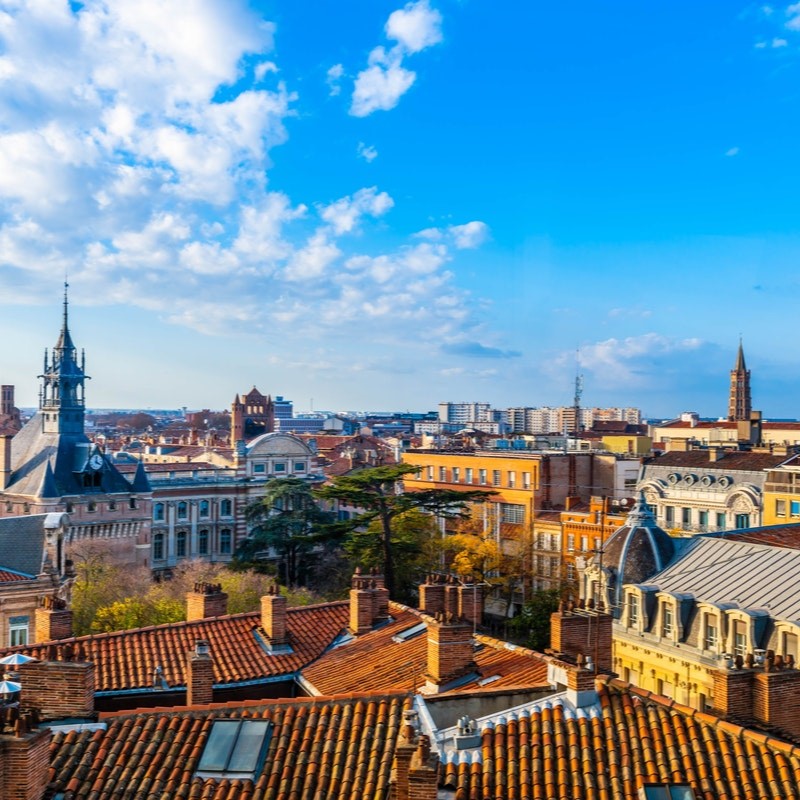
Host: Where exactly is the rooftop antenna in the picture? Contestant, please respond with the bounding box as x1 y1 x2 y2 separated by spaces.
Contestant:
573 349 583 438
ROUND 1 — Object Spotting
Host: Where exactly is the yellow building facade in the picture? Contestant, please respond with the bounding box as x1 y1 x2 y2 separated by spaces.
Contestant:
763 463 800 525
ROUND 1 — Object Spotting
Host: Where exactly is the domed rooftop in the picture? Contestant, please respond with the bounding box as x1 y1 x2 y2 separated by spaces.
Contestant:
599 492 676 610
247 432 314 458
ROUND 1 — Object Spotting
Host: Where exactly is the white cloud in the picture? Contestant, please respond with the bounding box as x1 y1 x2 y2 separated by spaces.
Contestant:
414 220 489 249
326 63 344 96
449 220 489 249
254 60 278 81
320 186 394 235
385 0 443 54
357 142 379 162
772 36 789 46
725 147 740 157
351 47 416 117
788 2 800 30
349 1 443 117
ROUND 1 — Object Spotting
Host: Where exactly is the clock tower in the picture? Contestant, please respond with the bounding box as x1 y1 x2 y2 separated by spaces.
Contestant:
39 282 89 436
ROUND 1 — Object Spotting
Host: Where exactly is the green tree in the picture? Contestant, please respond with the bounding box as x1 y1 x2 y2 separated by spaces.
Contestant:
237 478 336 585
508 588 562 651
91 595 183 633
345 510 440 603
314 463 493 598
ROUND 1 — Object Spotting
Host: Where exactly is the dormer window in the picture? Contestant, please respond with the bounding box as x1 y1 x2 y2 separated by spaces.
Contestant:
704 618 718 650
662 605 674 638
628 593 640 626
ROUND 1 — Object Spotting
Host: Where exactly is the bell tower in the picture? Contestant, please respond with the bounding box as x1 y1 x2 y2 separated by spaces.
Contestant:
727 339 751 423
38 283 89 435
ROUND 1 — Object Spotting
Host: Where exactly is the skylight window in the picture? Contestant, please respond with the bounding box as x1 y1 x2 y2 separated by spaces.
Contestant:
639 785 696 800
196 719 272 780
391 622 426 643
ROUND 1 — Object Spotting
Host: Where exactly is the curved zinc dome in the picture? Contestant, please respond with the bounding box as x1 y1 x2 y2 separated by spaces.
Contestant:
600 492 676 609
246 432 314 458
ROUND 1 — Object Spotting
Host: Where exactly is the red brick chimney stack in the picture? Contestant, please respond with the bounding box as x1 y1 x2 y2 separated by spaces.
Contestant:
34 595 73 643
186 582 228 621
0 433 11 491
186 640 214 706
424 611 476 692
261 584 288 646
19 660 94 720
549 600 612 672
0 713 52 800
349 568 375 635
419 574 445 616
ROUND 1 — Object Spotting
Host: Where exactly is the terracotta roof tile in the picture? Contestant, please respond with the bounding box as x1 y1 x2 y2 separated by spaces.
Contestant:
3 602 349 692
302 605 548 696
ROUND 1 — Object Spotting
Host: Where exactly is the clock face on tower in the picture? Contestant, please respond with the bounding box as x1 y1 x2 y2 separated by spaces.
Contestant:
88 453 103 471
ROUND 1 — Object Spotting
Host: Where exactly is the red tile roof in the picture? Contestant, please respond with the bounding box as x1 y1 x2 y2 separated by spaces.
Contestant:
644 450 795 470
302 604 549 696
44 681 800 800
719 525 800 549
49 693 410 800
3 602 349 692
442 680 800 800
0 569 31 582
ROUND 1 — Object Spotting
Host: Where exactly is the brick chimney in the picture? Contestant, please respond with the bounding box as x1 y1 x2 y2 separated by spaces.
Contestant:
18 659 94 720
34 595 73 643
261 584 289 649
713 652 800 738
186 640 214 705
372 571 390 624
419 574 445 615
186 582 228 621
0 433 11 491
407 735 439 800
424 612 476 693
457 582 482 628
0 714 51 800
391 710 421 800
349 568 375 636
550 601 613 673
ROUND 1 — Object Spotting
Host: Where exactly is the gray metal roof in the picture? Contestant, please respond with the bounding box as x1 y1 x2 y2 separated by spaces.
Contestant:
645 536 800 622
0 514 49 577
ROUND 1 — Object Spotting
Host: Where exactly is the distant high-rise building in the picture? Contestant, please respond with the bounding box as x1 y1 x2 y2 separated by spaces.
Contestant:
438 401 494 425
728 340 752 422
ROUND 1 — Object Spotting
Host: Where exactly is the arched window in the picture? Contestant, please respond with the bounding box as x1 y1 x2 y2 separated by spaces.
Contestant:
154 503 165 522
153 532 165 561
220 499 232 517
198 529 209 555
199 500 210 518
176 530 187 558
220 529 232 555
177 501 188 520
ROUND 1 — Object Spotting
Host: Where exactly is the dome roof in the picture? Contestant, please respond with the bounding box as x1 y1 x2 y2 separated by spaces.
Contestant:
599 492 676 609
246 432 313 458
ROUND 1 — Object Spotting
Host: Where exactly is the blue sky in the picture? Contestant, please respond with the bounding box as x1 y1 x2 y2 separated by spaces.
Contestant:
1 1 799 418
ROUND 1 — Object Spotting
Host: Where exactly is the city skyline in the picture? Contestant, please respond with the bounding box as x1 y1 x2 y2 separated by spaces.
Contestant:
1 2 800 417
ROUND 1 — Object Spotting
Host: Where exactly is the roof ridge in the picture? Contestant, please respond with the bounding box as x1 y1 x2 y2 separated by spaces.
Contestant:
99 690 412 720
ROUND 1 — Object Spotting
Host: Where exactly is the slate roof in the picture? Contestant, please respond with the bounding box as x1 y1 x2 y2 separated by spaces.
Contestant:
302 604 549 696
643 536 800 621
0 513 48 576
5 602 350 693
8 413 134 497
43 682 800 800
49 693 410 800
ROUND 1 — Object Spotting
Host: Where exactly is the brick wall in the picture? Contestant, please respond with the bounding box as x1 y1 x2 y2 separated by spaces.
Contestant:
187 651 214 706
18 660 94 720
407 736 439 800
550 607 612 671
0 728 51 800
425 614 475 687
34 606 73 643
